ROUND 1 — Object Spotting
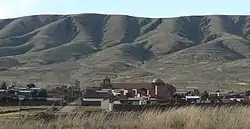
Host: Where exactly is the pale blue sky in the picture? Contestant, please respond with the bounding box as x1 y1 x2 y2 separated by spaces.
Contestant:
0 0 250 19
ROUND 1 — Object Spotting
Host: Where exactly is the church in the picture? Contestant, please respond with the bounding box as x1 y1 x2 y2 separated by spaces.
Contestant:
100 76 176 100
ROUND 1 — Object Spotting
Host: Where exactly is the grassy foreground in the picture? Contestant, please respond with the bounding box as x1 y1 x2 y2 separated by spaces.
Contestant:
1 106 250 129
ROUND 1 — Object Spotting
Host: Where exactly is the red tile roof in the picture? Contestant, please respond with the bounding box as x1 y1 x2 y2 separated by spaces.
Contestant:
111 83 152 89
110 82 173 89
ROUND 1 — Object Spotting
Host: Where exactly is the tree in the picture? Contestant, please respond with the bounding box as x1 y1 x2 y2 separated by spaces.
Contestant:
0 82 7 89
27 83 36 88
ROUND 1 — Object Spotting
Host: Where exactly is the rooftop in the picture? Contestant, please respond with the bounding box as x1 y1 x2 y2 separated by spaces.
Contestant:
110 82 173 89
185 96 201 99
82 98 104 101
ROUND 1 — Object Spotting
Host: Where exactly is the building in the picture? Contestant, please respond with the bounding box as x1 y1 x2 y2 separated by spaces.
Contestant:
100 76 176 100
75 80 80 89
185 96 201 102
82 98 104 106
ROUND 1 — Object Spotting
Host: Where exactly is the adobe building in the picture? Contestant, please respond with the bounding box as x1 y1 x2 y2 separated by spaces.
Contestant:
100 76 176 100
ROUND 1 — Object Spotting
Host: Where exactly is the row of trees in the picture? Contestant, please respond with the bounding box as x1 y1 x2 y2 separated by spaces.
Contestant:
0 81 36 89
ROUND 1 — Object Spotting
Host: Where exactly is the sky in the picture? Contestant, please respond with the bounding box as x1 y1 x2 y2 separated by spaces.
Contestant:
0 0 250 19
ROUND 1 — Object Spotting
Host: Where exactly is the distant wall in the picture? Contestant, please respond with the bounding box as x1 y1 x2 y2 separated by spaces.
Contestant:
101 99 110 110
82 101 101 106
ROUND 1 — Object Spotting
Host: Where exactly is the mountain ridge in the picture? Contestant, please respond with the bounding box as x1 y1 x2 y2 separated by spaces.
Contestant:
0 13 250 90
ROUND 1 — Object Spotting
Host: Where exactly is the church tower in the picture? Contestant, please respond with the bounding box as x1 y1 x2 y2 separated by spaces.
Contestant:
102 76 112 89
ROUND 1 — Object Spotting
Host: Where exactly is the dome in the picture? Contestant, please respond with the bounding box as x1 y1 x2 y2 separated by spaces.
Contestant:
104 76 110 80
152 78 165 84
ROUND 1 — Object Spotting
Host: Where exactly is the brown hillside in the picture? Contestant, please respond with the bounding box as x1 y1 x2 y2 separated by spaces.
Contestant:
1 14 250 90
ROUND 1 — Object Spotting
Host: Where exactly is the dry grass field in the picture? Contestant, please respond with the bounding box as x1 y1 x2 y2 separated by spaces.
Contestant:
72 106 101 112
0 106 50 111
1 106 250 129
0 106 53 119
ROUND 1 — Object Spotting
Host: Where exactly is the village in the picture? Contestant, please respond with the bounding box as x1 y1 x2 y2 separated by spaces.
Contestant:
0 76 250 111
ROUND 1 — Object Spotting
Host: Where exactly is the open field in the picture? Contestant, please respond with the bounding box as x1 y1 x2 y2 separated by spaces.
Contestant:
72 106 101 112
0 106 50 112
1 106 250 129
0 106 57 119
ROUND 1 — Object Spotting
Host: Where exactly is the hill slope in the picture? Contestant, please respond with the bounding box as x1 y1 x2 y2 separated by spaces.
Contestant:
1 14 250 90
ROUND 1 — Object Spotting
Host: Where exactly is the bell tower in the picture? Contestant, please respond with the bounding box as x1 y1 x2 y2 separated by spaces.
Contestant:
102 76 112 89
